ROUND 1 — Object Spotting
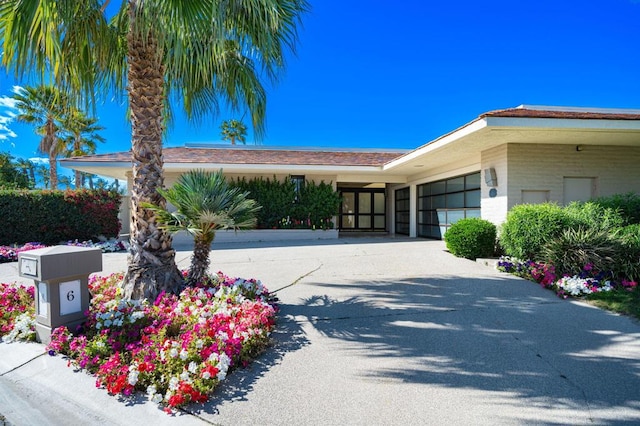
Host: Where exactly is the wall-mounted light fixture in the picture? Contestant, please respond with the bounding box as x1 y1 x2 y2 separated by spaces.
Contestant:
484 168 498 187
576 145 584 152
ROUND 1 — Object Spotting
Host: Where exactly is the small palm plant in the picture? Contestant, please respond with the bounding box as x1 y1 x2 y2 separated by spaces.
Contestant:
145 170 261 285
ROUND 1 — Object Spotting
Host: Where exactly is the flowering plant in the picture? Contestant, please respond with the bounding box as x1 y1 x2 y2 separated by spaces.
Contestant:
0 283 36 341
497 256 622 298
66 238 129 253
0 242 46 263
46 271 276 412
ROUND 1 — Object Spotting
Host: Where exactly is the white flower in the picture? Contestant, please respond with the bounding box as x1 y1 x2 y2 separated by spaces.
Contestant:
168 377 180 391
188 361 198 373
179 371 190 381
128 370 139 386
179 349 189 360
169 348 179 358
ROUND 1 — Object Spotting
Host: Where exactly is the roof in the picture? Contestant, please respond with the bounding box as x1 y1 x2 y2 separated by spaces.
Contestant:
66 146 407 167
481 105 640 120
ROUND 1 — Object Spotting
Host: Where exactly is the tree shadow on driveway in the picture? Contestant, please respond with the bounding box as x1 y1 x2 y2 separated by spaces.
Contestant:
282 274 640 424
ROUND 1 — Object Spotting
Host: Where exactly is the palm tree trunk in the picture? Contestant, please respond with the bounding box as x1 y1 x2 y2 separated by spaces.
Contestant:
121 16 183 300
48 152 58 190
187 235 214 285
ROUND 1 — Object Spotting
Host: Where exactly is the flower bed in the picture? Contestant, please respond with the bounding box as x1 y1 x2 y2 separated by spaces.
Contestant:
496 256 637 298
0 271 277 413
0 242 47 263
0 239 128 263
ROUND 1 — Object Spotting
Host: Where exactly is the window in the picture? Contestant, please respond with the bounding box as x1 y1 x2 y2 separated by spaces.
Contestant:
417 172 481 239
291 175 305 202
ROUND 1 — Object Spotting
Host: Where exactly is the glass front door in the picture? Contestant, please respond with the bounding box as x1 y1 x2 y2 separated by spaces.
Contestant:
339 189 386 231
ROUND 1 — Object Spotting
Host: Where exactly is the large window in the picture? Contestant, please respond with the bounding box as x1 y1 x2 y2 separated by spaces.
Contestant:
395 187 410 235
417 172 481 239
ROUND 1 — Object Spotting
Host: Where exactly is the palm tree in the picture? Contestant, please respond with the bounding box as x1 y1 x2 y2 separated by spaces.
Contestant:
0 0 308 301
145 170 260 285
14 157 36 188
220 119 248 145
12 86 70 189
35 163 51 189
62 110 105 188
58 175 73 189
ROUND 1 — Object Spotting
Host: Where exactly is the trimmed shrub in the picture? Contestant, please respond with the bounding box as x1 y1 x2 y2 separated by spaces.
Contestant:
445 218 496 260
499 203 574 260
540 227 619 277
230 176 340 230
0 189 121 245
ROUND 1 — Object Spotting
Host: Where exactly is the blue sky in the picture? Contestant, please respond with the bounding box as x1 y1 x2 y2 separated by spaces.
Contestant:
1 0 639 166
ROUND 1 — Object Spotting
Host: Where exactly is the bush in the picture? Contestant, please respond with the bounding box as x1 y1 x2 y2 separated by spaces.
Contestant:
0 189 121 245
445 218 496 260
591 192 640 225
499 203 574 260
564 201 625 232
613 224 640 281
540 227 619 277
230 176 340 230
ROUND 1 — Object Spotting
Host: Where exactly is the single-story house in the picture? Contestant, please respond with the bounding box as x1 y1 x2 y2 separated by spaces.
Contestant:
60 105 640 241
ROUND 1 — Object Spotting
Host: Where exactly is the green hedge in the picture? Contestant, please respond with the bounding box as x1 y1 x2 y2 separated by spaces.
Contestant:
230 176 341 230
0 189 121 245
445 218 496 260
499 203 574 260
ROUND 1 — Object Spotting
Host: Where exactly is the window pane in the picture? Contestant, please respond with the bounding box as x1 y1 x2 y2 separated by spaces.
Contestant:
465 172 481 189
447 192 464 208
359 215 371 228
432 195 445 208
374 193 385 213
342 193 355 213
465 189 481 207
448 210 465 225
431 181 446 195
342 215 355 228
374 216 385 229
359 193 371 214
418 184 429 197
466 209 481 218
437 209 447 224
447 177 465 192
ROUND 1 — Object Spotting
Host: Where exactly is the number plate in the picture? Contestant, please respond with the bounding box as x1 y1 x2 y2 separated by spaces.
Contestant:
59 280 82 316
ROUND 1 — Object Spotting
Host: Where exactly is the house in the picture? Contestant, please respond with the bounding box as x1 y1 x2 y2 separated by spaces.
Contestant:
60 105 640 241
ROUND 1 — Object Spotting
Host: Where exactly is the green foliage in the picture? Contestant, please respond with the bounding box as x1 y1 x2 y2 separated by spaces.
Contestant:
540 227 620 277
230 176 340 230
499 203 574 260
231 176 296 228
612 224 640 281
564 201 625 232
444 218 496 260
293 180 342 230
0 189 121 245
0 153 32 189
591 192 640 225
586 288 640 320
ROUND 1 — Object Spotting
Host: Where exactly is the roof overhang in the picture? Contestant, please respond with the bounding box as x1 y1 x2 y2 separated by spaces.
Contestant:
383 114 640 177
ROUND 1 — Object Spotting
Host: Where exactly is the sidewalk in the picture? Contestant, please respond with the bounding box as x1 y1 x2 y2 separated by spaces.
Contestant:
2 238 640 425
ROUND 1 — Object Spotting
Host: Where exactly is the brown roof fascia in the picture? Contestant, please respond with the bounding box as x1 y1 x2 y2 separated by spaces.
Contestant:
481 107 640 120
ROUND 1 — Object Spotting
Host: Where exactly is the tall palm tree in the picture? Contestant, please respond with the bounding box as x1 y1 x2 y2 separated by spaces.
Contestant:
12 86 70 189
62 110 105 188
220 119 248 145
145 170 260 285
0 0 308 300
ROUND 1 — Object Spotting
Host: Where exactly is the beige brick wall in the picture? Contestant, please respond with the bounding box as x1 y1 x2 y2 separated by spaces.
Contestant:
482 143 640 226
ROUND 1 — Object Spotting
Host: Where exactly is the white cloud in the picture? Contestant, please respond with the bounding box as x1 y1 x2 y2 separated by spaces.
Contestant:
0 87 20 142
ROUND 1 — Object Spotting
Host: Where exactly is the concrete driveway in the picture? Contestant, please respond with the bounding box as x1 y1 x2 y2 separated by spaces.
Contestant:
1 237 639 425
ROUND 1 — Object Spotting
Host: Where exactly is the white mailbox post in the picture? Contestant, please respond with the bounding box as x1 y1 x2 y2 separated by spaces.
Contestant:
18 246 103 344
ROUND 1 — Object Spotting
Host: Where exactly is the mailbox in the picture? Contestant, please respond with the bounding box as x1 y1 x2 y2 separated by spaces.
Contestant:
18 245 103 344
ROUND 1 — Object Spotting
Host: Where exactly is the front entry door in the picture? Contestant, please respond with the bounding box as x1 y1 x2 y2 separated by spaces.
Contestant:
339 189 386 231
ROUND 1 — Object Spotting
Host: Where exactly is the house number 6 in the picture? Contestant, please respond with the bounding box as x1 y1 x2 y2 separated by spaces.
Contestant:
67 290 75 301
